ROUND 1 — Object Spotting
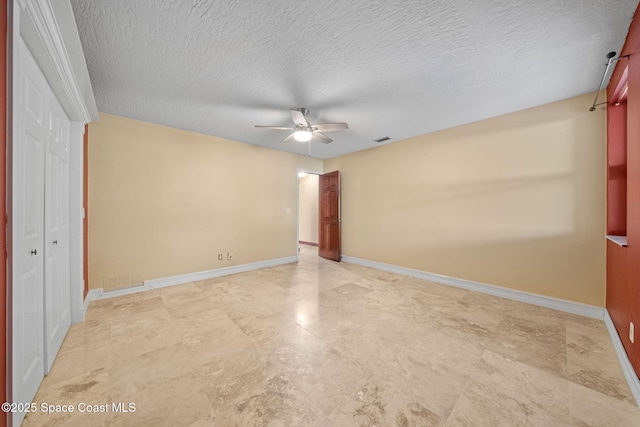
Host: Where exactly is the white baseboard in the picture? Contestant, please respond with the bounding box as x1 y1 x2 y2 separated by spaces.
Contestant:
96 285 150 299
144 256 297 289
94 256 298 300
82 288 103 316
341 255 605 319
604 310 640 408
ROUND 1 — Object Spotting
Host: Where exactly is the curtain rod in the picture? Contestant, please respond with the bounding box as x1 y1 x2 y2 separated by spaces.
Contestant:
589 51 629 111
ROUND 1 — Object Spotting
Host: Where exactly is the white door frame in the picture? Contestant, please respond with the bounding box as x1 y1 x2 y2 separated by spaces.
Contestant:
68 122 85 324
295 168 323 261
6 2 98 426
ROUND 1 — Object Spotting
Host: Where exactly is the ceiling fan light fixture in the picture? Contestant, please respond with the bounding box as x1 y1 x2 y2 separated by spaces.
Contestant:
293 130 312 142
255 108 346 145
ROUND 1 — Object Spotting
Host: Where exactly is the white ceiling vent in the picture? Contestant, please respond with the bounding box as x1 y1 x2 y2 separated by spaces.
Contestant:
374 137 391 143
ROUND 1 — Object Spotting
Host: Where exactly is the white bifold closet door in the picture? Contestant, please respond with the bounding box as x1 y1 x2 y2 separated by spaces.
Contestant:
13 37 72 421
43 64 72 372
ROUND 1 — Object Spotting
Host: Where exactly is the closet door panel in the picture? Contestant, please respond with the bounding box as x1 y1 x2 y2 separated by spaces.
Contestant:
44 92 72 372
13 39 46 424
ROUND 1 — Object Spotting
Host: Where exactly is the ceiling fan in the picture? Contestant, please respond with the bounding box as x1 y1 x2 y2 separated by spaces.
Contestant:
255 108 348 144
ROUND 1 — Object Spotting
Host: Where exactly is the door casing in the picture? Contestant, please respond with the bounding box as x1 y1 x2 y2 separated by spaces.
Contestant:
8 30 80 427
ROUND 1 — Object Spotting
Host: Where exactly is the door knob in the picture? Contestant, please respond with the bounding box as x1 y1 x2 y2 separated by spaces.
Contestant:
30 249 37 255
53 240 58 245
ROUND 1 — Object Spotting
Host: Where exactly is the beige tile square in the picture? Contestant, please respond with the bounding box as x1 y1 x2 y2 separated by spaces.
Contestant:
487 312 568 378
112 295 165 317
384 329 486 419
24 368 109 427
110 307 172 337
159 282 204 306
445 350 571 426
165 296 218 319
108 344 195 401
330 376 441 426
566 318 636 404
567 381 640 426
211 372 327 426
105 372 214 426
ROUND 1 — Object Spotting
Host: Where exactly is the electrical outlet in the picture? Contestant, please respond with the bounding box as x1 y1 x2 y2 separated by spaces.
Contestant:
218 254 223 261
630 322 635 344
227 252 233 260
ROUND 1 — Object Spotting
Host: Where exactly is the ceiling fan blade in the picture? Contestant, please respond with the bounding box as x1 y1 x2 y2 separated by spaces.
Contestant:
280 133 297 144
290 109 308 127
313 132 333 144
255 125 294 130
312 122 349 132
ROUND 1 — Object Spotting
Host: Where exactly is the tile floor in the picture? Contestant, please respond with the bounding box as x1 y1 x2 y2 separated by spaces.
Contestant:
24 245 640 426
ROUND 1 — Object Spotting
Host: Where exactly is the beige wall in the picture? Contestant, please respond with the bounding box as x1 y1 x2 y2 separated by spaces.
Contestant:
324 92 606 306
88 113 322 290
298 174 319 244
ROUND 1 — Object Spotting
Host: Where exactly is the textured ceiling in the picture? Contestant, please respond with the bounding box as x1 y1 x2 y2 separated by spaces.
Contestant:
71 0 638 159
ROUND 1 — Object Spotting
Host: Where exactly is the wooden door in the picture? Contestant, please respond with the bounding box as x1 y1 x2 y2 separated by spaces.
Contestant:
319 171 341 261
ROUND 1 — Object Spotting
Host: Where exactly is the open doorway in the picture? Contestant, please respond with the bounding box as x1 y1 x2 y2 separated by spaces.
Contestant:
297 171 319 255
297 169 341 262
